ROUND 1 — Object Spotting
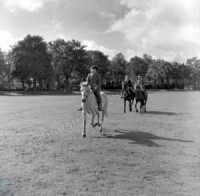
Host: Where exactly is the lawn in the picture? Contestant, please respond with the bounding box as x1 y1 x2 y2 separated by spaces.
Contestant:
0 90 200 196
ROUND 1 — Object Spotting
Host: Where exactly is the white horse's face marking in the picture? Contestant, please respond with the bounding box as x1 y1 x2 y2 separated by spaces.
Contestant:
80 83 90 103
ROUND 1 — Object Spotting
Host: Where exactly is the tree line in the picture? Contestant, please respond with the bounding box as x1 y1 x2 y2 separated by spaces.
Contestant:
0 34 199 91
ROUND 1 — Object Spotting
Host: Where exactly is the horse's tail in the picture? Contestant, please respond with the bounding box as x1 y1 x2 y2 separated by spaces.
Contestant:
101 92 108 118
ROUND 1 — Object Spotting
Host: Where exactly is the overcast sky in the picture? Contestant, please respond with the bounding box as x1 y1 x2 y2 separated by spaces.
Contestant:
0 0 199 62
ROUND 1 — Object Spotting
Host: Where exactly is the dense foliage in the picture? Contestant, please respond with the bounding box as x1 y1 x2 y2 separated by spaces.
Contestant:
0 34 199 91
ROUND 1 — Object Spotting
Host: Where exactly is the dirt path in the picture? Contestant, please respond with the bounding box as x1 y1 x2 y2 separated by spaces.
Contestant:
0 91 199 196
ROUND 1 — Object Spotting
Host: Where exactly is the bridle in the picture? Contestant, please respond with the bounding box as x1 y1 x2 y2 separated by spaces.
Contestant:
82 92 89 100
81 87 91 102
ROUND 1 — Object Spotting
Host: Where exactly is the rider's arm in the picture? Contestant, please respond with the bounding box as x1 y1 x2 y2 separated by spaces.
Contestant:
86 74 91 87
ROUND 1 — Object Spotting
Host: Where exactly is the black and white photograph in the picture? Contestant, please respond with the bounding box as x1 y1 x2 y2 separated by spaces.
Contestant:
0 0 199 195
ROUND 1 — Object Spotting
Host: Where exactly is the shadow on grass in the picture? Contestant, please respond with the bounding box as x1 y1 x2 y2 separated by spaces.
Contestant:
146 111 188 115
101 129 193 147
0 90 122 96
0 91 80 96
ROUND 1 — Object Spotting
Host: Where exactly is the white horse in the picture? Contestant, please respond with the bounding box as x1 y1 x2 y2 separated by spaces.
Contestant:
80 82 108 137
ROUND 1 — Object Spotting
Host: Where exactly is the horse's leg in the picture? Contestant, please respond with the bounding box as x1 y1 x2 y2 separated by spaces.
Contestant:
131 98 134 106
144 99 147 112
135 100 138 112
99 110 104 132
90 110 97 128
140 99 145 113
124 99 126 113
90 108 100 128
95 110 100 127
82 111 86 137
129 100 132 112
144 92 147 112
145 101 147 112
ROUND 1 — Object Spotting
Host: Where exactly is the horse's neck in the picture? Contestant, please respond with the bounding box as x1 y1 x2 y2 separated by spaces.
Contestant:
136 85 141 90
83 91 96 108
123 85 128 90
135 90 142 97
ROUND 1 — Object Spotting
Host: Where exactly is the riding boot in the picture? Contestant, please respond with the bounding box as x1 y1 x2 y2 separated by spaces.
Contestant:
94 91 102 111
78 107 82 111
97 95 102 111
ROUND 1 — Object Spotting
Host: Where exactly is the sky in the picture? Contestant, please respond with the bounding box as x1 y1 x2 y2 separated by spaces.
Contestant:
0 0 199 63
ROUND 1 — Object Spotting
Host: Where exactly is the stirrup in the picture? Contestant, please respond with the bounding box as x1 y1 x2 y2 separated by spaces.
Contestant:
98 107 102 111
98 103 103 111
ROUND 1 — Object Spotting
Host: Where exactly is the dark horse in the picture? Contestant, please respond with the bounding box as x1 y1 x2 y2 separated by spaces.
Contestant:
135 84 148 113
122 86 135 113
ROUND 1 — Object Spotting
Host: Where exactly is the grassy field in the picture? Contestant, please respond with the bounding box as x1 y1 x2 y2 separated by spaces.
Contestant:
0 90 200 196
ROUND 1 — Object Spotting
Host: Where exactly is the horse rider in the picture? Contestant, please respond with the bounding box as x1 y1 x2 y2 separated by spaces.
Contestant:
78 65 102 111
135 75 145 98
121 75 135 98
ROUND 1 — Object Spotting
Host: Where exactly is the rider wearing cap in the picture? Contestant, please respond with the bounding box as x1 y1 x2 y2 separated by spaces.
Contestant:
136 75 145 97
121 75 134 98
136 75 143 87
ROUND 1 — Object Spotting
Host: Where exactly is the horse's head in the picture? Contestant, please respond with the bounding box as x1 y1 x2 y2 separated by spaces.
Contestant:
80 82 90 103
135 84 141 91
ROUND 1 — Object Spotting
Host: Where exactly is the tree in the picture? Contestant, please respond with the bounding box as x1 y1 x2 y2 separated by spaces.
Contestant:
86 50 110 82
5 52 14 91
171 62 187 88
11 35 52 91
0 49 5 74
143 54 153 65
146 60 160 88
48 39 67 90
181 64 192 89
186 57 200 89
0 49 13 90
129 56 148 77
163 61 173 89
49 39 87 92
0 49 7 89
110 53 127 85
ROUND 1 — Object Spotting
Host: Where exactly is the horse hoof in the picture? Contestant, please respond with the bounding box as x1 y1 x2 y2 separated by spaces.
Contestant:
93 123 99 128
82 134 86 137
99 129 102 132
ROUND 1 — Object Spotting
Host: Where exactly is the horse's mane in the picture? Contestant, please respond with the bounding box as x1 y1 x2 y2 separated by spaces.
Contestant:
81 82 88 87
